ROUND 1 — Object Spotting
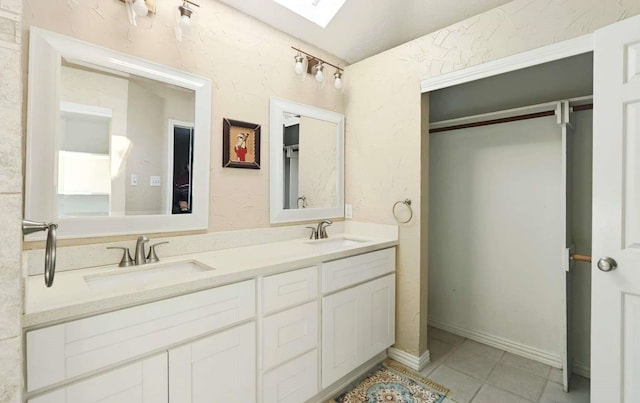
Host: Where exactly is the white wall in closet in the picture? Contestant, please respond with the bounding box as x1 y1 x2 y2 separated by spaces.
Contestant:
428 116 565 364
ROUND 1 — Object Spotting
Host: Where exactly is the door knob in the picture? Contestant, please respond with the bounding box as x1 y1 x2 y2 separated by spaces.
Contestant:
597 257 618 272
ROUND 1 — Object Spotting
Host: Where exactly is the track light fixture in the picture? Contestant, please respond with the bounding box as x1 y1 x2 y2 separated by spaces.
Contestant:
333 71 343 89
294 53 305 75
291 46 344 90
176 0 200 41
120 0 155 26
315 62 325 82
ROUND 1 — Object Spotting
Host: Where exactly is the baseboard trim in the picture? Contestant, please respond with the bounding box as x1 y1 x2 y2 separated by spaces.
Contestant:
428 319 563 368
387 347 431 372
573 362 590 379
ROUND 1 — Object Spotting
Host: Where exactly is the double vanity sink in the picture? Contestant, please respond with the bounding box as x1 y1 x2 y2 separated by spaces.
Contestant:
24 231 396 327
23 226 398 402
82 236 369 293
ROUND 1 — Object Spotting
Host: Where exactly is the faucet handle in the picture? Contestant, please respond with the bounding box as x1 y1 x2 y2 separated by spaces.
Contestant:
305 226 317 240
146 241 169 263
106 247 134 267
319 220 333 239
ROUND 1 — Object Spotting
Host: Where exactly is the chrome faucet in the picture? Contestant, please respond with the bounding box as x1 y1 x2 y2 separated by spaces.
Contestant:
316 220 333 239
134 235 149 265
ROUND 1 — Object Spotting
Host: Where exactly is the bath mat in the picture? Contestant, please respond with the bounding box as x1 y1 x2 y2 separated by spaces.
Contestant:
329 359 448 403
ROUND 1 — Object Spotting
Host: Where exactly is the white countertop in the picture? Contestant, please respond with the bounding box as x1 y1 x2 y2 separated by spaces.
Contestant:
24 233 397 329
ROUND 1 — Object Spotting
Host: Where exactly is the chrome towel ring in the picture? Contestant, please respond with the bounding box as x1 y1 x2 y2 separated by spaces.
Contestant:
23 220 58 287
392 199 413 224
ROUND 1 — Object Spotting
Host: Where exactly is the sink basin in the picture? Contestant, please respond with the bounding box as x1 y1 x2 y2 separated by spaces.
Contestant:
304 236 370 248
84 260 215 291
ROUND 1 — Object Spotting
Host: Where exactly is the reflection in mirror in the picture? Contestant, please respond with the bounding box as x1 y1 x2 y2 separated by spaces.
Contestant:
170 122 194 214
270 97 344 224
282 114 337 210
25 28 212 239
58 59 195 217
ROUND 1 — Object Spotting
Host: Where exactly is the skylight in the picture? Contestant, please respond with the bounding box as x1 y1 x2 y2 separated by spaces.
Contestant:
273 0 346 28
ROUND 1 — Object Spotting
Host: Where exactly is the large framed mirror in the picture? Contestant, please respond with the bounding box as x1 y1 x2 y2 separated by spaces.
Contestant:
269 97 344 223
25 28 212 239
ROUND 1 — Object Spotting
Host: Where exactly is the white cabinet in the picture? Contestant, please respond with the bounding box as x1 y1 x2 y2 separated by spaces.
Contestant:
260 268 320 403
262 350 318 403
29 353 168 403
262 301 318 369
26 246 397 403
169 322 256 403
26 281 256 402
322 273 395 388
26 280 255 392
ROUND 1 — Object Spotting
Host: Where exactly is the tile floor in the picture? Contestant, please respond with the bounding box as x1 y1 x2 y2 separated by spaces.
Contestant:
421 327 590 403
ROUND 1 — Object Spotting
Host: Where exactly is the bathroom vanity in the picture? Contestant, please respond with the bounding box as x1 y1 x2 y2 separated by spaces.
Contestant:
21 27 393 403
24 234 397 403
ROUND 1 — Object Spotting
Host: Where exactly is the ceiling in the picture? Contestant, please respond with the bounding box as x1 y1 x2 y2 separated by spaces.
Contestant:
216 0 512 64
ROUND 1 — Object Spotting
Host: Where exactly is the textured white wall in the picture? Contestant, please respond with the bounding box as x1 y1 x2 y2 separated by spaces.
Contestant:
125 81 164 214
60 65 129 213
0 0 22 400
23 0 345 233
345 0 640 356
298 116 337 208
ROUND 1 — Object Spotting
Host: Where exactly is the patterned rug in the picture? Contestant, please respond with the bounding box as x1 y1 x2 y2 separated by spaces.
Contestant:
329 359 448 403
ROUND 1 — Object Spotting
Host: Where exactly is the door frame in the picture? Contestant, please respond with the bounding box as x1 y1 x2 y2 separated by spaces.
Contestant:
420 33 595 384
166 119 194 214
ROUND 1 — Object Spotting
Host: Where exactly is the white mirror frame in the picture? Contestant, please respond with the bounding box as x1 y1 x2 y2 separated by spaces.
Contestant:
25 27 212 239
269 97 344 224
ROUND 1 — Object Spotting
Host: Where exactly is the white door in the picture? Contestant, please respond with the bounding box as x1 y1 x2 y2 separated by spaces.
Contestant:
29 354 168 403
169 322 256 403
592 14 640 403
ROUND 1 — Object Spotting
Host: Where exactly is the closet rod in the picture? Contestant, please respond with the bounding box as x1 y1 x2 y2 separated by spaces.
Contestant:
571 254 592 263
429 110 554 134
429 103 593 134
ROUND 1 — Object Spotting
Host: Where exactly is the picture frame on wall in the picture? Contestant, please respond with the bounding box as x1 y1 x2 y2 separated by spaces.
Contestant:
222 118 261 169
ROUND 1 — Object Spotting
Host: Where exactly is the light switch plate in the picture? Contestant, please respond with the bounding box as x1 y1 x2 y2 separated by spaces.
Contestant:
150 176 161 187
131 174 137 186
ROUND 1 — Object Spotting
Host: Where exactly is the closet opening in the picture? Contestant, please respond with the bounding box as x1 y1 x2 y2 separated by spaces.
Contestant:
424 51 593 395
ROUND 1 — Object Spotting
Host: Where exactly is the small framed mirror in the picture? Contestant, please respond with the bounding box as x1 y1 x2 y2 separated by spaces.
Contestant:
269 97 344 223
25 28 212 239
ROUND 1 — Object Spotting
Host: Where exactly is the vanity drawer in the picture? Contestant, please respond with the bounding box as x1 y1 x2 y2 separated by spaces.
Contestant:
263 349 318 403
262 301 318 370
262 266 318 314
26 279 255 392
321 248 395 293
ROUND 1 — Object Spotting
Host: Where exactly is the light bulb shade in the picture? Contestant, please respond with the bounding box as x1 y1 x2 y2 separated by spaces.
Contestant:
178 14 191 34
132 0 148 16
334 71 343 89
315 63 324 82
294 54 305 75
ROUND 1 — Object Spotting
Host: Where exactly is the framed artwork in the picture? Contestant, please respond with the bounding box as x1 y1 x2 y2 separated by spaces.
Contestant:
223 118 261 169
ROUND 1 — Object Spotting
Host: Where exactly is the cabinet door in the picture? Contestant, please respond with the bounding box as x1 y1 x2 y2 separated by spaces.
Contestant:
262 301 318 370
321 274 396 388
321 285 360 388
263 349 318 403
169 322 256 403
361 274 395 362
29 353 167 403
